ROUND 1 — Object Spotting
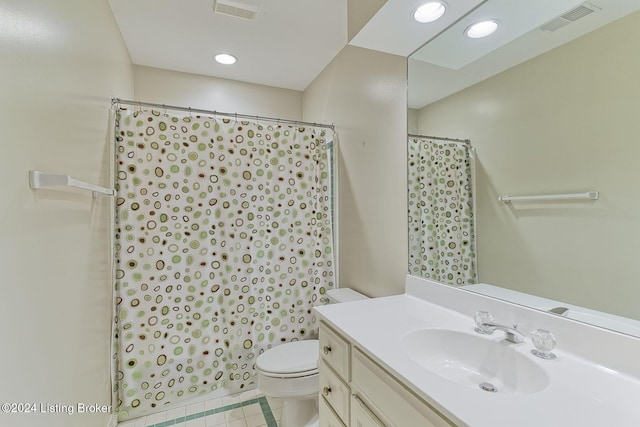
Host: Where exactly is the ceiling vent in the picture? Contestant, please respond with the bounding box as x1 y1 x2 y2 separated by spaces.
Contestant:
540 2 601 32
213 0 262 20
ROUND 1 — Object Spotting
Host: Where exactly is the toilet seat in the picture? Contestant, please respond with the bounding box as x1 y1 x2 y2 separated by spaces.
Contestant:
256 340 319 378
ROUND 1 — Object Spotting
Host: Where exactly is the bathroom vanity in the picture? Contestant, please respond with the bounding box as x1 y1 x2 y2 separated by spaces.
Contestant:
318 321 456 426
314 275 640 427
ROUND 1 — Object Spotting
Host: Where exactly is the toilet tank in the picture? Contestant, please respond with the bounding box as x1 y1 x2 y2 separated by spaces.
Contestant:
325 288 369 304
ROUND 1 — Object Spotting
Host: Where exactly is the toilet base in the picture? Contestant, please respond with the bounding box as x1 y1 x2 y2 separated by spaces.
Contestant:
279 396 319 427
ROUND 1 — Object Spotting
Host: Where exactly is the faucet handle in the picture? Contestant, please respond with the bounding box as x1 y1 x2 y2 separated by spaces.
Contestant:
474 311 494 335
531 329 557 359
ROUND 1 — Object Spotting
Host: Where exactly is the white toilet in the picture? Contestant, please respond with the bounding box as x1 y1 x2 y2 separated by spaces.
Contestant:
255 288 368 427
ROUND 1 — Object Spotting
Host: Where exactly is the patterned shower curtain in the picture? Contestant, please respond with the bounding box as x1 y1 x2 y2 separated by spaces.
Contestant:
113 109 335 418
407 137 476 285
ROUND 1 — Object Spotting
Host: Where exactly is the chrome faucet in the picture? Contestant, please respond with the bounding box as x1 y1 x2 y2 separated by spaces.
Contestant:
480 321 525 344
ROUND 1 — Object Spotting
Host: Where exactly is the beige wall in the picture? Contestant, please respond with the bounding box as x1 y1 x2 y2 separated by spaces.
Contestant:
303 45 408 298
0 1 133 426
415 11 640 319
133 65 303 120
347 0 387 41
408 108 419 135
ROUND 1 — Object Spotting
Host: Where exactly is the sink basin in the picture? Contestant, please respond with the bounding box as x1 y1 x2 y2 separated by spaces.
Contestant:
402 328 549 395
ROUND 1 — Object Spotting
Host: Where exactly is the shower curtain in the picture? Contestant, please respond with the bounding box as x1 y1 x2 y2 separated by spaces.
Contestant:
407 137 477 285
112 109 335 418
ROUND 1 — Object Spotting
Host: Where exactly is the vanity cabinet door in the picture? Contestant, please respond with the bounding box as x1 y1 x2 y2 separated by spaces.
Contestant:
351 395 386 427
351 348 457 427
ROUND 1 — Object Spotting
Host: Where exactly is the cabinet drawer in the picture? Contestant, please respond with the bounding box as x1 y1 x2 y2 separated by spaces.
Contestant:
352 348 458 427
320 395 347 427
319 322 350 380
319 358 350 424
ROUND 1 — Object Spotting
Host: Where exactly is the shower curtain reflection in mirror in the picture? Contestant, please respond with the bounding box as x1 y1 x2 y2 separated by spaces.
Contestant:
407 136 477 285
113 108 335 419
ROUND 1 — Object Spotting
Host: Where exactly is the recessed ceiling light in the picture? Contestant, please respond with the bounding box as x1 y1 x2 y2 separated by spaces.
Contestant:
213 53 237 65
464 20 499 39
413 1 447 23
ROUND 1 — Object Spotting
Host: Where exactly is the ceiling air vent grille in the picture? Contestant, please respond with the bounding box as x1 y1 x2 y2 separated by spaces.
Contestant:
562 4 596 21
540 2 600 32
213 0 262 20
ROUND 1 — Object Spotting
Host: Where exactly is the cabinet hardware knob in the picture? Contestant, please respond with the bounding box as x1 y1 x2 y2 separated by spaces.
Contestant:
323 345 332 355
322 386 332 396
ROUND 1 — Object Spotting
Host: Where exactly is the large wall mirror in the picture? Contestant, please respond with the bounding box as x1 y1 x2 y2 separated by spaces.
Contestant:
408 0 640 337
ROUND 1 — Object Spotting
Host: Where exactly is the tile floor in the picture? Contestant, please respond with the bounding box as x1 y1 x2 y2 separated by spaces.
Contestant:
116 389 281 427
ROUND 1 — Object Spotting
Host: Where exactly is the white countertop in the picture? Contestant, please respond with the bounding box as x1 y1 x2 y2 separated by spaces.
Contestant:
314 291 640 427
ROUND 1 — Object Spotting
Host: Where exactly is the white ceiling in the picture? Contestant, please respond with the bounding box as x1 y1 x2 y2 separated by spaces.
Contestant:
349 0 486 57
108 0 348 91
407 0 640 108
109 0 640 109
410 0 586 69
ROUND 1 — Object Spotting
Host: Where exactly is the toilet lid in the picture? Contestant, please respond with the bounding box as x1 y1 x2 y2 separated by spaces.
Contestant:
256 340 319 375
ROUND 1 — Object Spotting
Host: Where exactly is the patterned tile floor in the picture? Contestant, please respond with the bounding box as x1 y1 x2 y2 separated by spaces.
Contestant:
117 389 281 427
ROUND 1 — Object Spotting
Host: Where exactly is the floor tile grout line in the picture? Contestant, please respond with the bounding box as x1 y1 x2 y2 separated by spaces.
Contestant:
143 396 268 427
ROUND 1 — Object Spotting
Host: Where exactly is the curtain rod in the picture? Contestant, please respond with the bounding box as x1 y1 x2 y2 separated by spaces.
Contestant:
111 97 335 131
409 133 470 144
